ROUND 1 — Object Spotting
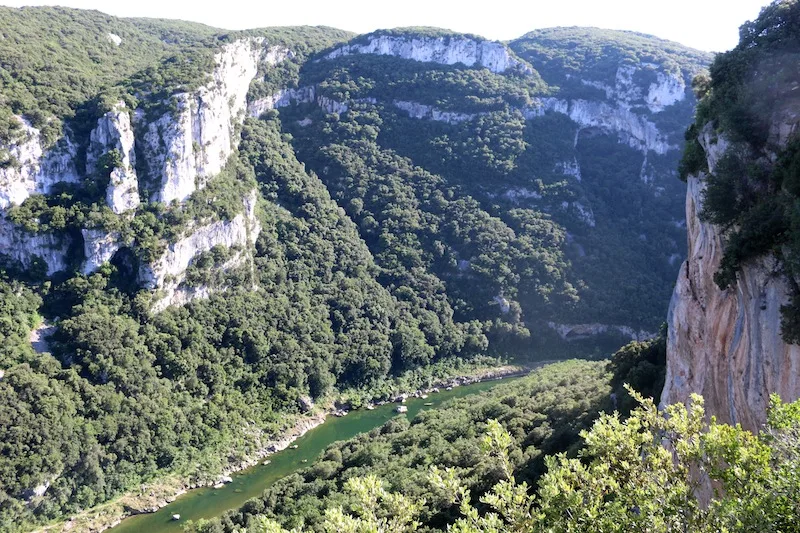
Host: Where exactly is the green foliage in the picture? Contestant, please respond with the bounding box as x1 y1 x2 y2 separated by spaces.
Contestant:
680 0 800 341
607 324 667 412
244 389 800 533
678 123 709 181
291 28 700 331
192 360 612 533
510 27 710 101
300 54 546 113
0 6 217 144
0 10 710 529
281 102 582 348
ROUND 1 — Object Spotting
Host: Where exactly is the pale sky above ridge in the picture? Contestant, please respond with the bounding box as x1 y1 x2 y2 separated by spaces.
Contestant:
1 0 774 52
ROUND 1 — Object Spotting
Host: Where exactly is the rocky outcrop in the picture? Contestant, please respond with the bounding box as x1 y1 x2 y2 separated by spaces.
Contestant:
248 86 316 117
561 200 595 227
81 229 122 275
325 34 532 75
525 97 673 155
493 294 511 314
249 85 378 117
662 126 800 431
502 187 542 202
555 158 582 181
0 117 79 209
0 217 70 275
392 100 476 124
580 64 686 114
646 70 686 113
87 102 140 214
0 117 77 276
139 39 265 204
140 190 261 311
548 321 655 342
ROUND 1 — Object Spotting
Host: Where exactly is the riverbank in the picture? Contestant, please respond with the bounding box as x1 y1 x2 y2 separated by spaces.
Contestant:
365 364 530 408
33 363 534 533
36 411 329 533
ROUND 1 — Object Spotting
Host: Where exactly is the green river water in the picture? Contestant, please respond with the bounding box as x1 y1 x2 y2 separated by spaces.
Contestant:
111 377 518 533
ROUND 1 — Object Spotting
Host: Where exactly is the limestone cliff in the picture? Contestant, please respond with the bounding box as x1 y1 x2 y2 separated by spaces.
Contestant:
662 126 800 431
81 229 122 275
0 117 79 209
0 38 277 293
139 190 261 311
0 217 71 275
325 33 532 74
139 39 265 204
525 97 674 156
86 102 140 214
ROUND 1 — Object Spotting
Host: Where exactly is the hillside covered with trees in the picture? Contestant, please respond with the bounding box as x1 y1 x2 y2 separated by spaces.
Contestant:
0 6 710 530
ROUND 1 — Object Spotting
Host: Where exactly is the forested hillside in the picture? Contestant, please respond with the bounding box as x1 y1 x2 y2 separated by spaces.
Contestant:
0 7 708 530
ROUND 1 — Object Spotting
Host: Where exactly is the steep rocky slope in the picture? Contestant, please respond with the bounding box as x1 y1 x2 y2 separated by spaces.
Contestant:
662 0 800 430
266 27 709 341
663 128 800 430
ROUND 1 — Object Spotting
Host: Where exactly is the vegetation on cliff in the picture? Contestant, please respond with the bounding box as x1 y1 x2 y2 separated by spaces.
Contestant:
680 0 800 342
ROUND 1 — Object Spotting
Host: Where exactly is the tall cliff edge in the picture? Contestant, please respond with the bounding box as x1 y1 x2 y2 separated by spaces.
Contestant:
661 0 800 431
662 126 800 430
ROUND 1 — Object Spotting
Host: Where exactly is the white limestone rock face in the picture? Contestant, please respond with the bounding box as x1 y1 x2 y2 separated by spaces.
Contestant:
248 86 316 117
317 95 351 115
555 158 582 181
547 321 655 342
503 187 542 202
393 100 477 124
87 103 140 214
521 64 686 160
662 127 800 431
81 229 122 275
0 218 70 276
325 34 532 74
526 98 673 155
140 190 261 311
580 64 686 113
250 86 381 118
560 200 595 227
140 39 264 204
0 117 80 209
646 71 687 112
493 295 511 314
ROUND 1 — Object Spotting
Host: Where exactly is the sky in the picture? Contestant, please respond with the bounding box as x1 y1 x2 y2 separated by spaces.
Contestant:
1 0 775 52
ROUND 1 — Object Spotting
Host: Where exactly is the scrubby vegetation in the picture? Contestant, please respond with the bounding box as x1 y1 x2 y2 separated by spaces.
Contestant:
230 390 800 533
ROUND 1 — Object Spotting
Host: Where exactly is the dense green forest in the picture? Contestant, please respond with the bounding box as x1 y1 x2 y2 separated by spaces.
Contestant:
280 26 709 332
190 337 798 532
0 6 710 530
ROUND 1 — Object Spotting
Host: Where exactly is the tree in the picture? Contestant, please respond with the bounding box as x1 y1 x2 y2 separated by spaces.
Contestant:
242 390 800 533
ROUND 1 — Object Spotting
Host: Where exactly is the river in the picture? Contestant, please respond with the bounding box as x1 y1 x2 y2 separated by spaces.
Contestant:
111 376 519 532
